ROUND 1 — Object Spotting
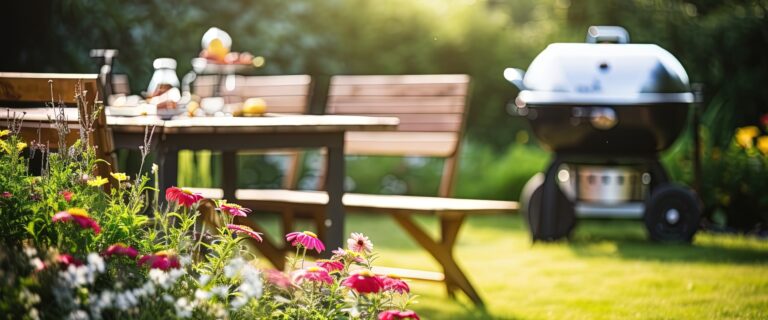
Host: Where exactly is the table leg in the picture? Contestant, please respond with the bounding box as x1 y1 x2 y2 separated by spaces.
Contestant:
158 145 178 203
391 213 484 307
222 151 237 201
323 138 345 258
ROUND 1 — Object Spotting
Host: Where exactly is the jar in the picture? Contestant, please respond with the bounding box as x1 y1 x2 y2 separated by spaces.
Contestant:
147 58 181 110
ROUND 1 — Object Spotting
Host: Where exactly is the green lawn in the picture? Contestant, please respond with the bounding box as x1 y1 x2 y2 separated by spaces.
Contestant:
253 213 768 319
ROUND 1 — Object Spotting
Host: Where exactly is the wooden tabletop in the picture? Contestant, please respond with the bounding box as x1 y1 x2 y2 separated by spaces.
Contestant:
3 108 400 134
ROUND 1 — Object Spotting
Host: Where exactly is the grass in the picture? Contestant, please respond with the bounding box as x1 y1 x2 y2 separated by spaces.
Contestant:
251 213 768 319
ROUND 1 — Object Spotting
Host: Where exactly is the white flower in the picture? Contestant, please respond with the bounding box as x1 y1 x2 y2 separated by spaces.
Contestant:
174 297 193 318
24 246 37 257
149 269 173 289
68 310 89 320
28 308 40 320
151 163 159 174
194 289 212 301
180 255 192 266
198 274 211 286
347 232 373 253
230 296 248 310
224 257 245 278
211 285 229 297
29 258 44 271
162 294 174 303
87 253 105 273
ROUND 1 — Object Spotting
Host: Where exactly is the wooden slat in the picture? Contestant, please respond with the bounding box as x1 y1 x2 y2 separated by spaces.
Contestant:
0 72 99 105
234 189 518 214
331 74 470 85
328 96 465 114
345 131 458 156
329 83 468 97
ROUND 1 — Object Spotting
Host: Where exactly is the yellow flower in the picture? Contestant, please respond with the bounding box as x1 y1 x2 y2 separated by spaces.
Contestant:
87 176 109 187
757 136 768 156
110 172 128 182
735 126 759 149
0 129 9 137
16 142 26 151
0 140 8 153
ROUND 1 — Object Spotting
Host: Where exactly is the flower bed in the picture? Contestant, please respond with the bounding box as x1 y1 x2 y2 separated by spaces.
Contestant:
0 104 419 319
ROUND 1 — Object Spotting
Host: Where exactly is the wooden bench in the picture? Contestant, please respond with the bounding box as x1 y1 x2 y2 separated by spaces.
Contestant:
234 74 519 306
0 72 115 179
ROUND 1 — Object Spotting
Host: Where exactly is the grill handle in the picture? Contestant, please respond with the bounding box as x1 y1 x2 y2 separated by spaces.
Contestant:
503 68 526 90
586 26 630 44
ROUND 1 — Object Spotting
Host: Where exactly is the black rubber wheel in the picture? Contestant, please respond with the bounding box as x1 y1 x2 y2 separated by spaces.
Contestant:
643 184 700 243
520 173 576 241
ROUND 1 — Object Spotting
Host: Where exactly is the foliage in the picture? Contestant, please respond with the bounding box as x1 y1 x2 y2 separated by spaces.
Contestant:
0 94 419 319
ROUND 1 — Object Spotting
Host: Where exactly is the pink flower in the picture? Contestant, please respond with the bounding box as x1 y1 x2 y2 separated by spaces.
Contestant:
342 270 383 294
52 208 101 234
379 274 410 294
316 259 344 273
347 232 373 253
286 231 325 253
1 191 11 198
227 224 263 242
165 187 203 208
138 251 181 270
103 243 138 259
57 254 83 268
264 269 292 290
293 266 334 285
60 190 74 202
378 310 420 320
220 203 251 217
331 247 364 264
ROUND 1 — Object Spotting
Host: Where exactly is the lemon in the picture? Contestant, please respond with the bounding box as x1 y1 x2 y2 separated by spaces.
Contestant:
207 38 229 62
243 98 267 116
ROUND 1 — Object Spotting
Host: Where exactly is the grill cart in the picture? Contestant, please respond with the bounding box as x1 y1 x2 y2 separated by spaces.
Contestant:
505 26 701 242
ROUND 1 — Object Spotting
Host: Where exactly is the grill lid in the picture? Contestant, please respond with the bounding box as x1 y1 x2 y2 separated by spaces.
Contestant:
512 26 693 106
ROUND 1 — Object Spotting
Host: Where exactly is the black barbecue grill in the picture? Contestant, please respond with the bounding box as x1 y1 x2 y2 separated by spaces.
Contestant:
505 26 701 242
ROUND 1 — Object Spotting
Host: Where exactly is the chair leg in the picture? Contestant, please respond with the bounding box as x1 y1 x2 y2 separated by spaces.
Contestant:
391 213 484 307
441 214 464 298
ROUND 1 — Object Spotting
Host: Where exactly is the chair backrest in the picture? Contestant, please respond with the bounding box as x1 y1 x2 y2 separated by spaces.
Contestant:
193 74 312 114
326 74 471 196
0 72 115 177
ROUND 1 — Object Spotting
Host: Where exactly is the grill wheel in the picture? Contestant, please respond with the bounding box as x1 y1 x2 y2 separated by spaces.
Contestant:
520 173 576 241
643 184 700 243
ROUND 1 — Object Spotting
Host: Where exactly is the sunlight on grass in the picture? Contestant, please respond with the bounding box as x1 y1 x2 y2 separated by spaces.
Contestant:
250 212 768 319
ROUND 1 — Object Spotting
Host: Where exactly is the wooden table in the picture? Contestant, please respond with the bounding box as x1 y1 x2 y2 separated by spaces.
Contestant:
6 108 399 256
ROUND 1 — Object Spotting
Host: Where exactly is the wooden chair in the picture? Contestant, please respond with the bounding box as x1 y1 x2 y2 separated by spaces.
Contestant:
0 72 115 178
234 74 518 306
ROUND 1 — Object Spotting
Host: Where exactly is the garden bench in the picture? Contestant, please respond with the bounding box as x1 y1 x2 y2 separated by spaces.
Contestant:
233 74 519 306
0 72 115 178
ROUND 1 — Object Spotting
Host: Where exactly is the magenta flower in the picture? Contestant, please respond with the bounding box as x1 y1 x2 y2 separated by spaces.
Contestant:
293 266 334 285
165 187 203 208
342 270 384 294
1 191 11 198
347 232 373 253
138 251 181 270
220 203 251 217
265 269 292 290
378 310 420 320
286 231 325 253
227 224 263 242
60 190 74 202
57 254 83 268
316 259 344 273
379 274 410 294
52 208 101 234
103 243 138 259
